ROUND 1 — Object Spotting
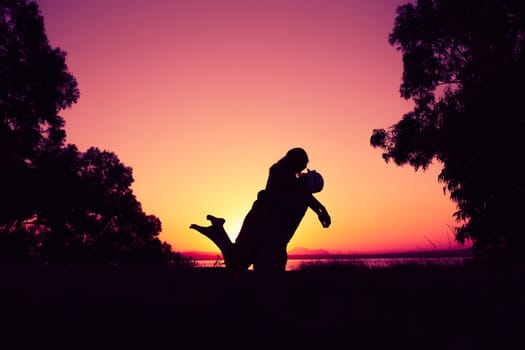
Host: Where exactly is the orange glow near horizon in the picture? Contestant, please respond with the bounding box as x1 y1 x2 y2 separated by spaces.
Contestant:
37 0 462 254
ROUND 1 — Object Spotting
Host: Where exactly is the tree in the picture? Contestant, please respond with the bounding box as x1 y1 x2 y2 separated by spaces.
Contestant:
0 0 79 241
0 1 193 267
36 146 182 265
370 0 525 258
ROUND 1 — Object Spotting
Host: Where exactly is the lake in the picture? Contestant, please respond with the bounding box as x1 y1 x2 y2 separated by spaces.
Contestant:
193 255 472 270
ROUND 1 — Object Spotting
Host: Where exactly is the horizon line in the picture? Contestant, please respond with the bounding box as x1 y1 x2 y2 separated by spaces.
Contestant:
181 247 473 260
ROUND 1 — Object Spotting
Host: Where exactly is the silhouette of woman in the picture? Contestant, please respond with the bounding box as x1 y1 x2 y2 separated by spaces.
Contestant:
190 147 331 274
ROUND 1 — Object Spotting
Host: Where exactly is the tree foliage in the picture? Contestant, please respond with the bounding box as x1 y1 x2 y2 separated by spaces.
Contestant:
370 0 525 257
1 0 79 233
32 146 186 264
0 0 191 266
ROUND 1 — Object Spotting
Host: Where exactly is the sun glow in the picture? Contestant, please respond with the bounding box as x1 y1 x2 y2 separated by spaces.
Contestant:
39 0 461 255
223 214 245 243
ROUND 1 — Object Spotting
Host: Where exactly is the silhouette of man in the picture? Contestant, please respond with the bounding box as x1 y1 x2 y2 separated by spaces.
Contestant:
190 147 330 306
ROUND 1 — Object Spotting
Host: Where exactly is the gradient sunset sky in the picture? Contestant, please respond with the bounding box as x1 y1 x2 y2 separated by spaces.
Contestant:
36 0 463 254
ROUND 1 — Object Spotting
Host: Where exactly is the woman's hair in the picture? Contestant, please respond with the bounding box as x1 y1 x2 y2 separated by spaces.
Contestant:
280 147 309 173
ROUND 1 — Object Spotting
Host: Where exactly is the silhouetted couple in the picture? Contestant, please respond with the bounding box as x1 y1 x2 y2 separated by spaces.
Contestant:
190 147 331 307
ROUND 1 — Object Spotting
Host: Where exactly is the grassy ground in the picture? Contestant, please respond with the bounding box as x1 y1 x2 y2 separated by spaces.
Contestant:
0 261 523 349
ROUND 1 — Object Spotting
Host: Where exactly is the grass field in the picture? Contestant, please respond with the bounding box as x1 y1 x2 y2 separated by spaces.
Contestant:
1 261 523 349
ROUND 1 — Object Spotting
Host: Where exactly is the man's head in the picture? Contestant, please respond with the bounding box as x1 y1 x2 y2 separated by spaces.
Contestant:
302 169 324 193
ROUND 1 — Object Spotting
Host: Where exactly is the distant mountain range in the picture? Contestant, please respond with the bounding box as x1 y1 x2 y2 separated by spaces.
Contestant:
181 247 472 261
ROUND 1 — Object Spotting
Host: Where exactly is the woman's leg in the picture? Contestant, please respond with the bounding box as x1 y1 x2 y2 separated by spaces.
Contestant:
190 214 253 272
190 214 235 266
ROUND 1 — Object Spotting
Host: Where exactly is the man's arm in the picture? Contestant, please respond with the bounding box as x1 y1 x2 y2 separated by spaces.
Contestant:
308 195 331 228
257 189 331 228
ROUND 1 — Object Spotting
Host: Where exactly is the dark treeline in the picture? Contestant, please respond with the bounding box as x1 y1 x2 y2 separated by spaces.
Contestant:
0 0 192 267
371 0 525 261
